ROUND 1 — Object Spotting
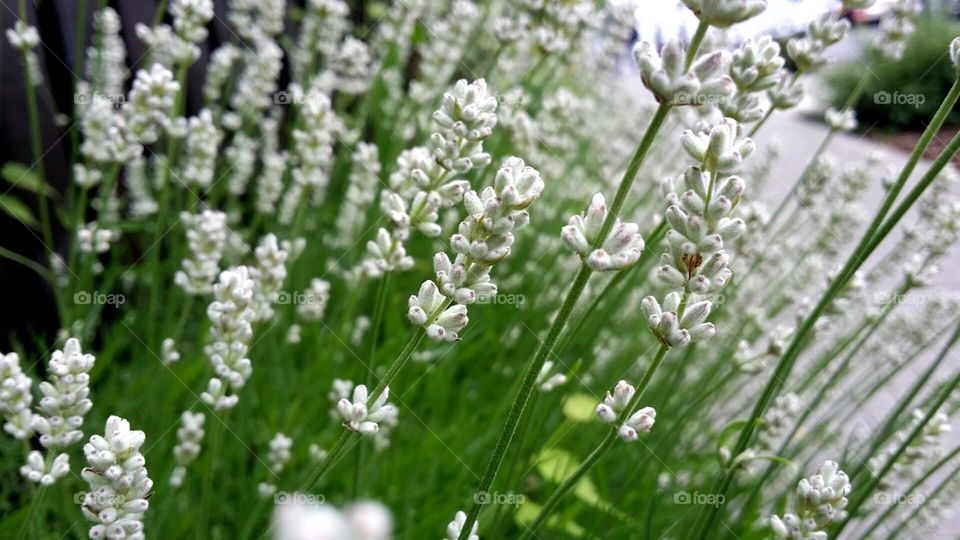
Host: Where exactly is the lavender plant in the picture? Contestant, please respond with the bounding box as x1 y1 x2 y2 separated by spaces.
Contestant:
1 1 959 539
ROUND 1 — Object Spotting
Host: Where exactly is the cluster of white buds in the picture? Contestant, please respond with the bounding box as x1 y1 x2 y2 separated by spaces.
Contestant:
754 392 803 455
408 158 543 342
337 385 398 436
595 380 658 442
77 222 118 255
19 339 95 485
175 210 229 295
296 278 331 322
536 361 568 392
162 338 181 365
82 8 126 100
641 292 716 347
770 460 852 539
6 21 44 86
292 0 350 81
227 0 285 40
334 142 381 247
872 0 921 61
681 0 768 28
279 86 343 223
258 432 293 496
171 0 214 43
170 411 205 487
123 63 180 145
200 266 257 411
332 36 372 95
250 234 290 323
363 80 499 276
787 12 850 73
721 36 784 122
80 416 152 539
181 109 222 188
0 352 34 439
445 510 479 540
634 40 734 106
228 36 284 126
768 69 803 111
869 409 951 487
561 193 645 272
824 107 857 133
79 97 142 163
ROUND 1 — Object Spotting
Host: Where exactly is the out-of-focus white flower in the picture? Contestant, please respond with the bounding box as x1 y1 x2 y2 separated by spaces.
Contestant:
170 411 205 487
0 352 34 439
681 0 768 28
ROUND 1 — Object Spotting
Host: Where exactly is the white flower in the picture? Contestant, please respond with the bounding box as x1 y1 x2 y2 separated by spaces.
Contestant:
825 107 857 132
770 460 851 539
80 416 152 539
337 385 397 436
618 407 657 442
200 267 257 410
561 193 645 272
951 37 960 72
123 63 180 144
30 338 95 452
175 210 229 295
634 40 734 106
20 451 70 485
364 228 415 276
332 36 372 94
0 352 34 439
729 36 783 92
596 380 636 423
680 118 755 173
445 510 479 540
181 109 222 188
768 69 803 110
536 361 567 392
681 0 768 27
162 338 181 365
171 0 214 43
170 411 205 487
296 278 331 322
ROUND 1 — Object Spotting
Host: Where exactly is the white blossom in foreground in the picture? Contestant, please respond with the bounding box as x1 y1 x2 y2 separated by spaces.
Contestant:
561 193 644 271
1 352 35 439
770 460 851 539
170 411 205 487
21 338 95 485
337 385 397 436
80 416 152 539
408 158 543 342
200 267 256 410
595 380 657 442
446 510 479 540
272 497 393 540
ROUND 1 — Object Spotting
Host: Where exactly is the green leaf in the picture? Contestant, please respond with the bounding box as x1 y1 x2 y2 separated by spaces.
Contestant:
561 393 597 422
1 162 54 197
0 195 39 228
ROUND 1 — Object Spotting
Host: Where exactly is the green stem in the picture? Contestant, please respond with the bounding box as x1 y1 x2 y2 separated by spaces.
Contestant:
685 21 709 69
0 245 55 283
458 264 593 539
522 345 670 538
